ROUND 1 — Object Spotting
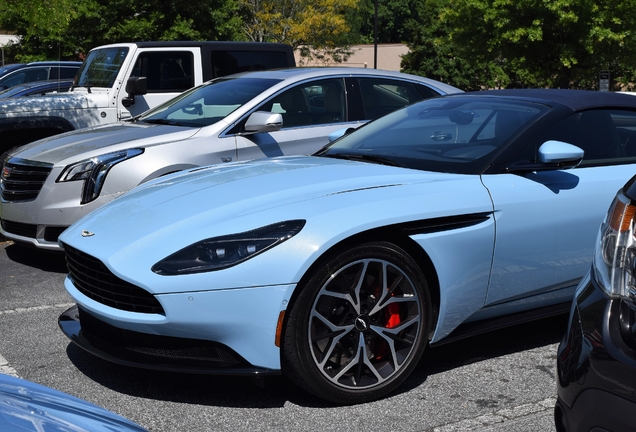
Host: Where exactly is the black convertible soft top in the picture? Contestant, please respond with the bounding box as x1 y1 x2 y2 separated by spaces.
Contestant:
459 88 636 111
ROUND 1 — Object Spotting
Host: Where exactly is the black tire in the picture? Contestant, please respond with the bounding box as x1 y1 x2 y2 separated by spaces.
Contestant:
283 241 432 404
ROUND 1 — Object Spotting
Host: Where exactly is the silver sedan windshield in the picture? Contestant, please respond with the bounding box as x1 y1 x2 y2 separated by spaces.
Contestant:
138 77 282 127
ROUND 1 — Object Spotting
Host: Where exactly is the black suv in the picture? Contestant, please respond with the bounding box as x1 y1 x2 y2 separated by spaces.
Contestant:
555 175 636 431
0 61 81 90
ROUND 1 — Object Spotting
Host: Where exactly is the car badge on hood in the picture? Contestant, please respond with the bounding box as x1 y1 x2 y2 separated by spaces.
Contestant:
81 230 95 237
1 166 11 179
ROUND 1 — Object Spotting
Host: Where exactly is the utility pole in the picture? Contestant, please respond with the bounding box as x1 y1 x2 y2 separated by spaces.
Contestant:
373 0 378 69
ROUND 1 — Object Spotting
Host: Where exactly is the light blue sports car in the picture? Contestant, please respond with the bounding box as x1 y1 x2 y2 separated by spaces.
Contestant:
58 89 636 403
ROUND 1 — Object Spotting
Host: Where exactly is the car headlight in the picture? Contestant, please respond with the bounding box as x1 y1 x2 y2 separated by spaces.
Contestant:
152 220 306 275
57 149 143 204
594 192 636 301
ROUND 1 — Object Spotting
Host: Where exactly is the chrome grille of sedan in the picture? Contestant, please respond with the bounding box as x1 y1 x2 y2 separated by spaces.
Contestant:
0 158 53 202
63 243 165 314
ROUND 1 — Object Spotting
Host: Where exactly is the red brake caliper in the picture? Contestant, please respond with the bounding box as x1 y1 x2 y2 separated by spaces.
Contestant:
386 303 401 329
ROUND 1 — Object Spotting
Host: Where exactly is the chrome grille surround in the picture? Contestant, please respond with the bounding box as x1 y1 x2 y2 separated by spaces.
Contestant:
1 158 53 202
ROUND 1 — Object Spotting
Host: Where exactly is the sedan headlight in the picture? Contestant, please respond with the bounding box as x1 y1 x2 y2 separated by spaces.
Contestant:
594 193 636 301
152 220 306 275
57 149 143 204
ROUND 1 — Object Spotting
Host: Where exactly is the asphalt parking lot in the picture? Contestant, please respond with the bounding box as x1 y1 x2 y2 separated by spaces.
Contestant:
0 240 563 431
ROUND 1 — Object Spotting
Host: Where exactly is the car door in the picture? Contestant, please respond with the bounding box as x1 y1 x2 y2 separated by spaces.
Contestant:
234 76 442 161
234 78 354 160
481 109 636 308
124 50 199 117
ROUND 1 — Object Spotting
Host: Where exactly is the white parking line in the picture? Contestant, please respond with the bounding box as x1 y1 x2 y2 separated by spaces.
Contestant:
0 303 74 316
0 303 74 378
0 354 19 377
433 397 556 431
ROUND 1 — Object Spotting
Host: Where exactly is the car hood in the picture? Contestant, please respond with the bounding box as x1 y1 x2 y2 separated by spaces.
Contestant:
0 91 93 113
62 156 487 264
0 374 146 432
76 155 455 223
9 122 200 164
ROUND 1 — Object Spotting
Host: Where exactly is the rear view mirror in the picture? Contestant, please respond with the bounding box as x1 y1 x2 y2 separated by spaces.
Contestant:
328 127 357 142
243 111 283 134
449 110 474 125
126 76 147 95
122 77 148 108
507 140 584 172
538 140 584 168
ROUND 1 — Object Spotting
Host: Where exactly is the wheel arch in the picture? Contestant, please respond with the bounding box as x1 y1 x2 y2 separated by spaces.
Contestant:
283 225 441 346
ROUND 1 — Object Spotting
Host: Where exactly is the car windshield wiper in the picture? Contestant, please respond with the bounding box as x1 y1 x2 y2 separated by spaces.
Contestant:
323 152 403 167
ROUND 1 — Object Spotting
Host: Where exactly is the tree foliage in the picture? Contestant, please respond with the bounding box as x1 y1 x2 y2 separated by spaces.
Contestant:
401 0 502 91
4 0 636 90
0 0 245 62
349 0 417 44
240 0 358 64
442 0 636 89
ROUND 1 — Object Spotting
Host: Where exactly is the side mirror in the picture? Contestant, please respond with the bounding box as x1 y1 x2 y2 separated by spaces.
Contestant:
538 140 584 168
122 77 147 108
507 140 584 172
243 111 283 134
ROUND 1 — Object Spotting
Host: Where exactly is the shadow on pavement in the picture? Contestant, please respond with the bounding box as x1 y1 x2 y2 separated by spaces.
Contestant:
62 313 568 408
4 242 67 273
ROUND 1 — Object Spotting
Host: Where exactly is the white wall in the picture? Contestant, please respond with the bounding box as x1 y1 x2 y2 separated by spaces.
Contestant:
0 34 19 66
295 43 408 72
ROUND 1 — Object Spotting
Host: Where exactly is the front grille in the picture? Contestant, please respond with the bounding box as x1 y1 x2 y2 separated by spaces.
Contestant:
64 243 165 314
1 158 52 202
0 219 37 238
78 306 248 367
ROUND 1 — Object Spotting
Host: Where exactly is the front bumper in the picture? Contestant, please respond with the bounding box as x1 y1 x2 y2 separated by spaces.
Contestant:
555 272 636 431
59 305 280 376
0 193 117 251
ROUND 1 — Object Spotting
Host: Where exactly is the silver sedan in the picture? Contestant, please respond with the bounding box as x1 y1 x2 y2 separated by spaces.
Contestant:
0 68 461 250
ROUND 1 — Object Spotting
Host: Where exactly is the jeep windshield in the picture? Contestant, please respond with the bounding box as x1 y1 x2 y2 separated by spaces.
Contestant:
138 77 282 127
73 47 129 88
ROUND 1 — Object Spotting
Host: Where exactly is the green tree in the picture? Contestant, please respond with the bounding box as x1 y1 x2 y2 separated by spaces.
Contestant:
401 0 502 91
240 0 359 63
444 0 636 89
0 0 244 62
0 0 84 60
348 0 417 44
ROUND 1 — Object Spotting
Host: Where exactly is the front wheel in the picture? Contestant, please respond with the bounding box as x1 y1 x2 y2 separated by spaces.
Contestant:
283 242 432 404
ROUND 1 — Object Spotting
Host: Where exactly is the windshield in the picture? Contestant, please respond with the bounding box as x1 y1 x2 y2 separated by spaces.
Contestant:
138 77 282 127
317 96 548 174
73 47 129 88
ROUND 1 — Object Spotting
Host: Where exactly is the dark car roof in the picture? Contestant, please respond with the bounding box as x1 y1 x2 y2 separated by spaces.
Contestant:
0 79 73 98
0 63 26 77
459 89 636 111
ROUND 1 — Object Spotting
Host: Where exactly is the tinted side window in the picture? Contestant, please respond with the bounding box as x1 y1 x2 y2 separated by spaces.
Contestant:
133 51 194 92
358 78 433 120
258 78 346 128
59 67 78 79
210 51 290 77
544 110 636 166
0 72 27 88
